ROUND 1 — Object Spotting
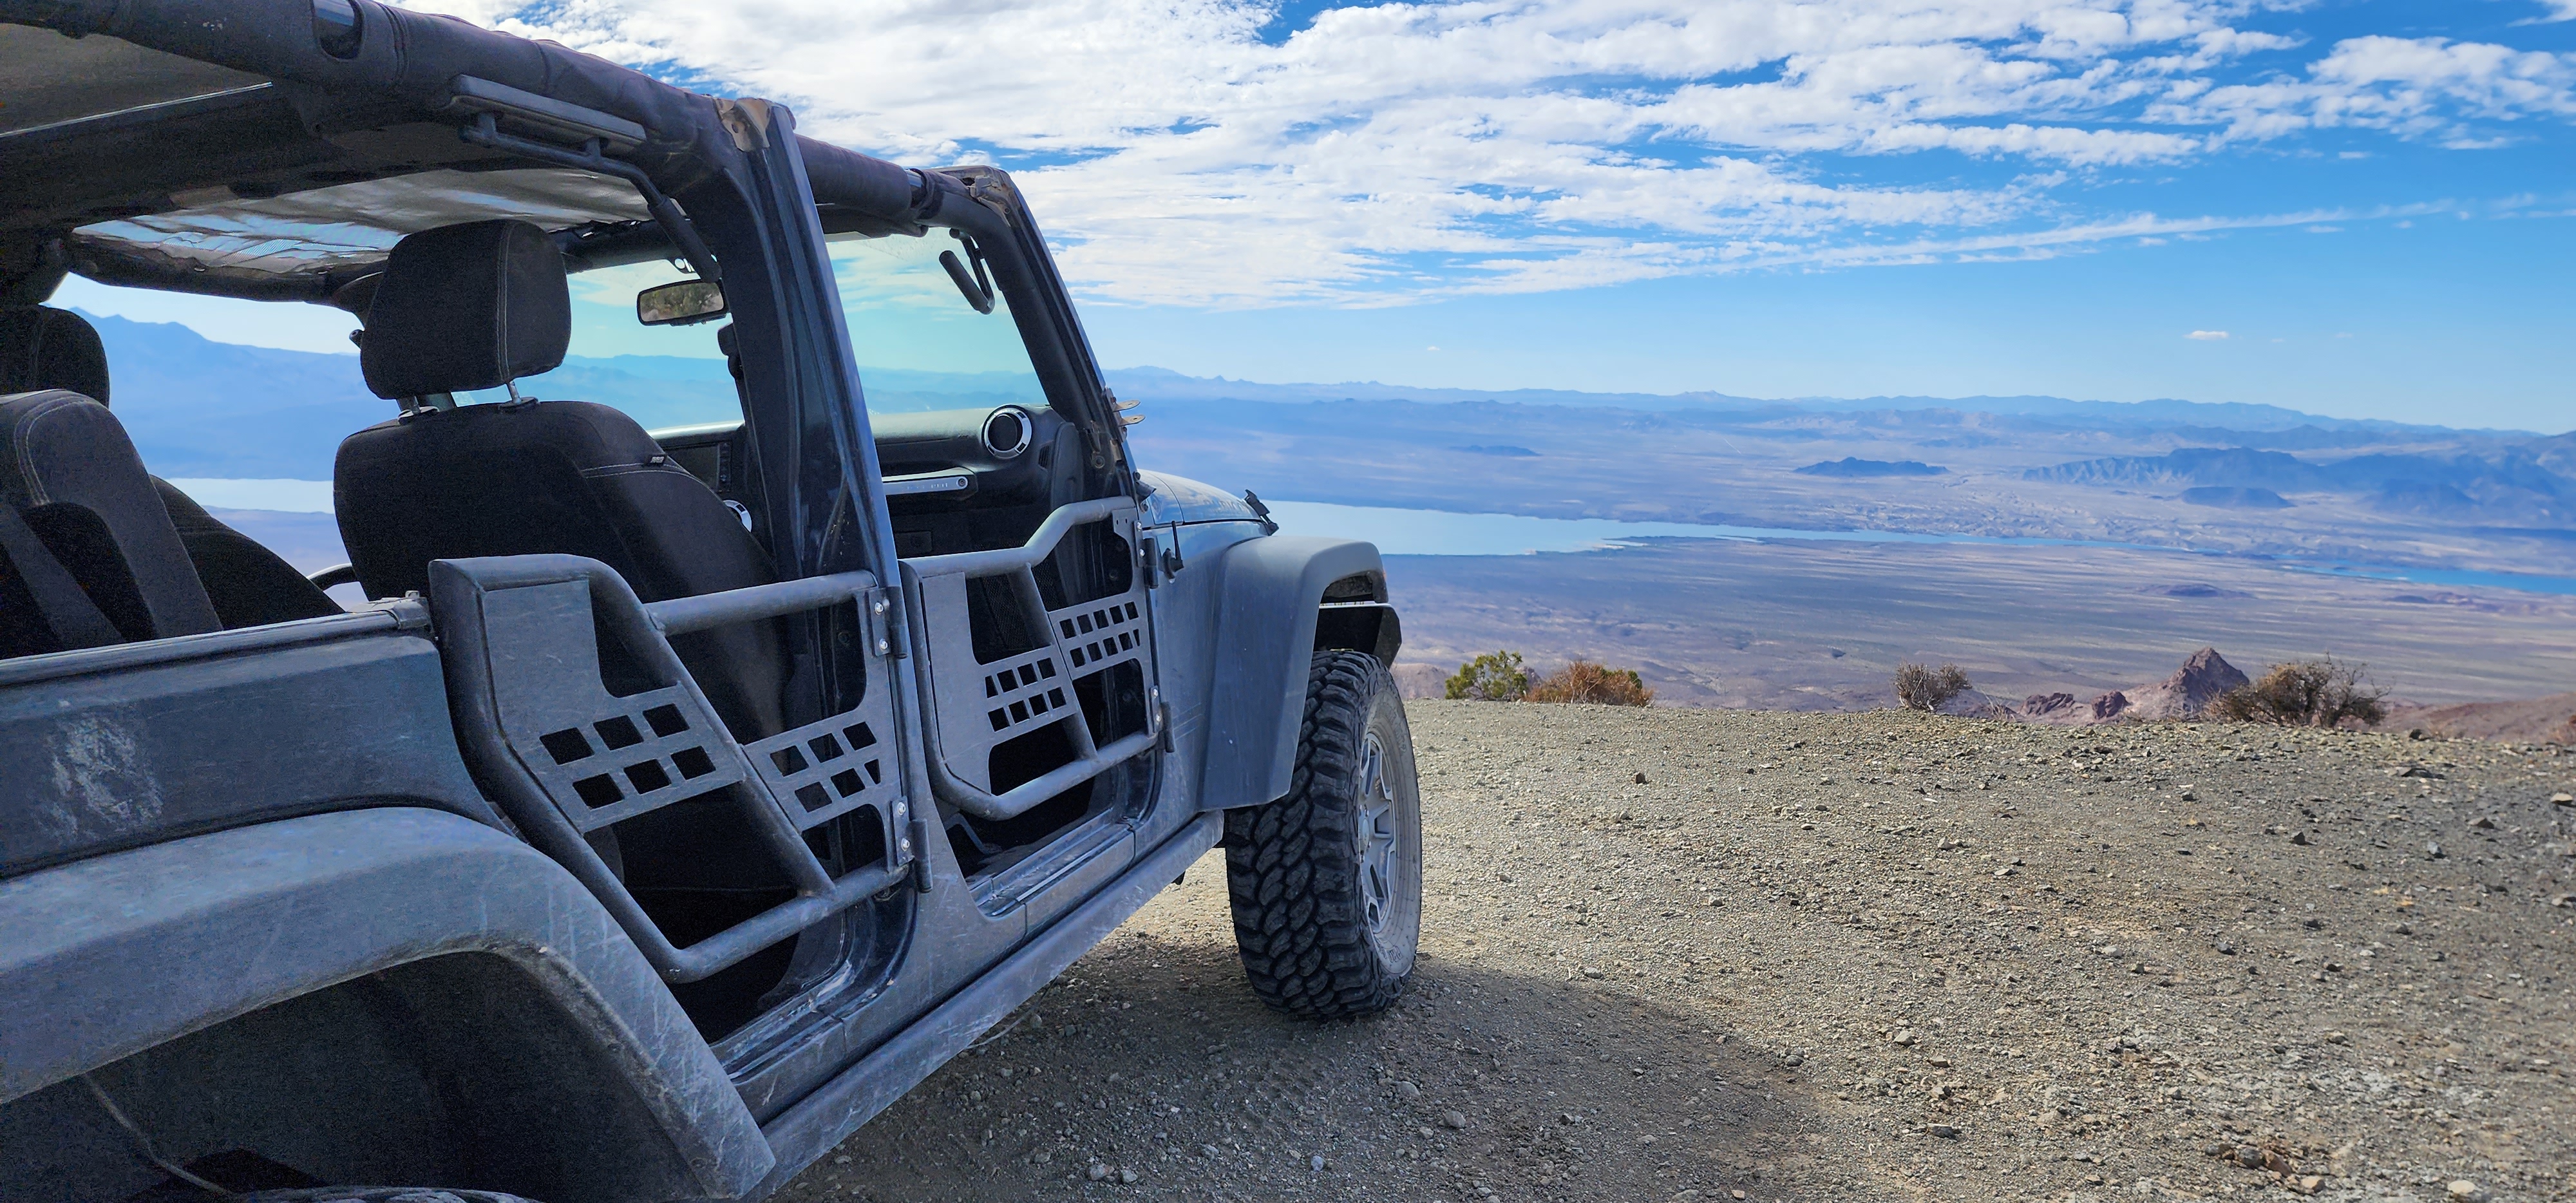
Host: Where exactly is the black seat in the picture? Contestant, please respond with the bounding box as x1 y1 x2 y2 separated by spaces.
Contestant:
334 219 787 739
0 305 341 629
0 390 220 658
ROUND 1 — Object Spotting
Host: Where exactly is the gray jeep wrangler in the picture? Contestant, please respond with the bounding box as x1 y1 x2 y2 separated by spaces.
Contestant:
0 5 1424 1200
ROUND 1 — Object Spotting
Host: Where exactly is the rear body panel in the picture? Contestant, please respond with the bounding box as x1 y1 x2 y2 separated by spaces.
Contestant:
0 604 499 881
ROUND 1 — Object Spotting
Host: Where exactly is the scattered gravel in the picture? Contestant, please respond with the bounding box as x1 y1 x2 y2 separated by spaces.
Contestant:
779 703 2576 1202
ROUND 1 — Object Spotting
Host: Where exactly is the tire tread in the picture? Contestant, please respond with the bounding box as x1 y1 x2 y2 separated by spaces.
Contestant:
1224 651 1410 1019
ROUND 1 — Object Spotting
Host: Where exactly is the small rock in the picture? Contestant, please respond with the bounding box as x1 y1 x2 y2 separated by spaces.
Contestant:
1394 1079 1422 1101
2470 816 2496 829
2095 945 2122 957
2427 841 2445 859
1891 1029 1917 1046
1927 1124 1960 1139
2290 831 2310 845
2216 940 2237 955
1199 1144 1220 1159
2552 792 2573 806
1634 771 1649 784
1309 1153 1327 1171
2448 1180 2486 1202
1580 967 1605 980
1442 1110 1469 1130
2233 1144 2263 1169
1088 1163 1112 1182
2295 1174 2323 1195
1119 1168 1140 1184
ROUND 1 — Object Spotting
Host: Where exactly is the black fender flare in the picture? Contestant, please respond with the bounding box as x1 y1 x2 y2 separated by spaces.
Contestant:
1196 535 1393 810
0 808 772 1199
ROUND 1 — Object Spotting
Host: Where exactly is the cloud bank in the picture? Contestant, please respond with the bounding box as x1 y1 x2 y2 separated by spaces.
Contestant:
406 1 2576 306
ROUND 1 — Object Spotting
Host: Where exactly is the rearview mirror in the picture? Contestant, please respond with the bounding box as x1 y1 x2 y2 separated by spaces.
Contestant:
636 278 726 326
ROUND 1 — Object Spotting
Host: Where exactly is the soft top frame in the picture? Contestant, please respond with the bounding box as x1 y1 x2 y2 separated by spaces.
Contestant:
0 0 926 305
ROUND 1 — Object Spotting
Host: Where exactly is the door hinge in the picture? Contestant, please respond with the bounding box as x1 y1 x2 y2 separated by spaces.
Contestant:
863 585 904 658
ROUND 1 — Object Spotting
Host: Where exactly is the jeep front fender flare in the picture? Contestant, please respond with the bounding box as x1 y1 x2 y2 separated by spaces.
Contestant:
0 808 772 1199
1197 535 1390 810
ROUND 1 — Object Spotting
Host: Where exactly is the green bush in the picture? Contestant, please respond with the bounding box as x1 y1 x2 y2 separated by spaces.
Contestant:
1526 661 1654 706
1893 662 1971 711
1445 650 1530 701
2212 658 2387 728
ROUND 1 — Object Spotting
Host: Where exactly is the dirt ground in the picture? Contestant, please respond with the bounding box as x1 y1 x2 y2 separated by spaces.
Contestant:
779 702 2576 1203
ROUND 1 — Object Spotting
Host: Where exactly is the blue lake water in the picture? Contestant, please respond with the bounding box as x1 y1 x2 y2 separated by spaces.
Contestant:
164 482 2576 598
1264 500 2576 597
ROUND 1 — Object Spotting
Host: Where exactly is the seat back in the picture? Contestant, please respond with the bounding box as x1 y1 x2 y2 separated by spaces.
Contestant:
336 220 786 738
0 390 220 657
0 303 341 629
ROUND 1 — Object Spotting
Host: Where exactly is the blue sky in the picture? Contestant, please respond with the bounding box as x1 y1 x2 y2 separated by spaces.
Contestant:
65 0 2576 430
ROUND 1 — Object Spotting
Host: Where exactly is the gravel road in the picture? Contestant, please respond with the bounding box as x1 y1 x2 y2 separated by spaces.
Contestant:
779 702 2576 1203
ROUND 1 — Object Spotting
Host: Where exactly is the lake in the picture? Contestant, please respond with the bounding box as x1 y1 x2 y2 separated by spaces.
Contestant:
1265 500 2576 597
162 482 2576 598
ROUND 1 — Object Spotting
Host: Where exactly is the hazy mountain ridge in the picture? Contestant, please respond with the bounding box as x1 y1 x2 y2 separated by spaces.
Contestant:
78 312 1050 477
1106 366 2507 436
66 314 2575 556
2026 444 2576 524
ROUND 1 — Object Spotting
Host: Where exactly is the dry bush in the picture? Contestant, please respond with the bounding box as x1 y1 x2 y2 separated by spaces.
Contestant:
1893 662 1972 711
2212 658 2387 727
1526 661 1654 706
1444 650 1530 701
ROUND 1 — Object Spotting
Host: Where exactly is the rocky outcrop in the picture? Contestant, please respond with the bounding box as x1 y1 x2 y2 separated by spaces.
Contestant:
1393 662 1450 701
2121 647 2251 720
2023 692 2080 719
2020 647 2249 725
2389 691 2576 744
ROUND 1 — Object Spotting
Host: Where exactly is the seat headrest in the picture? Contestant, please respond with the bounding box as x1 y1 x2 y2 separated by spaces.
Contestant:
0 390 219 642
0 307 109 406
361 219 570 401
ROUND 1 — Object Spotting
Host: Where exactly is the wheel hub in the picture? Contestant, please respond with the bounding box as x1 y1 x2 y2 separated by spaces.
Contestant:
1356 732 1400 937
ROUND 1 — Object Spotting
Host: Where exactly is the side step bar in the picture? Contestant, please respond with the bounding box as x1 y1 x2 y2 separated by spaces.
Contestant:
750 813 1222 1195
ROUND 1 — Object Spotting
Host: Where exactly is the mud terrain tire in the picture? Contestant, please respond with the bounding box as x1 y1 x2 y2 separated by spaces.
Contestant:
1224 651 1423 1019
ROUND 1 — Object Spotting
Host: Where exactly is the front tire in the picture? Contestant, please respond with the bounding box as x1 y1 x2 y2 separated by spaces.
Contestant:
1224 651 1423 1019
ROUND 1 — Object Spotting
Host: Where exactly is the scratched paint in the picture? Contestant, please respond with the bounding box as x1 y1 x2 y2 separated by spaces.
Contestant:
42 712 162 838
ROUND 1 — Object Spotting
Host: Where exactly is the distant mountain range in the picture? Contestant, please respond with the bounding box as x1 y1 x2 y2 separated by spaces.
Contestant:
1104 366 2509 436
65 312 2555 491
2026 444 2576 524
78 312 1041 478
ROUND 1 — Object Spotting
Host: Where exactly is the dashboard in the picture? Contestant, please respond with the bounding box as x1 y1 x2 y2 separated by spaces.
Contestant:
651 404 1077 556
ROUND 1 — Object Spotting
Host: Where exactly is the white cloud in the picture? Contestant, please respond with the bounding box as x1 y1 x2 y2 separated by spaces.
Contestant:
2159 36 2576 142
2184 329 2230 339
399 3 2576 305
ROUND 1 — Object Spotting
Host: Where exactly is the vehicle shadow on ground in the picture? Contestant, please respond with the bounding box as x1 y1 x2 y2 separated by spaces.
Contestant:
783 920 1853 1202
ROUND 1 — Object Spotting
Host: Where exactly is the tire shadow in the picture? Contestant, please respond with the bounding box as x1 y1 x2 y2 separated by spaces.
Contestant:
781 863 1847 1202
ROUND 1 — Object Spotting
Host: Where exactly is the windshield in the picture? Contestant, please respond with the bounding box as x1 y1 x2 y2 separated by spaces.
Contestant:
826 231 1047 416
455 260 737 429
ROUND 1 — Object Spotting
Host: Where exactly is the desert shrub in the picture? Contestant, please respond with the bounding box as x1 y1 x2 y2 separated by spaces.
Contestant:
1445 650 1530 701
1526 661 1654 706
1893 662 1972 711
2212 658 2387 727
